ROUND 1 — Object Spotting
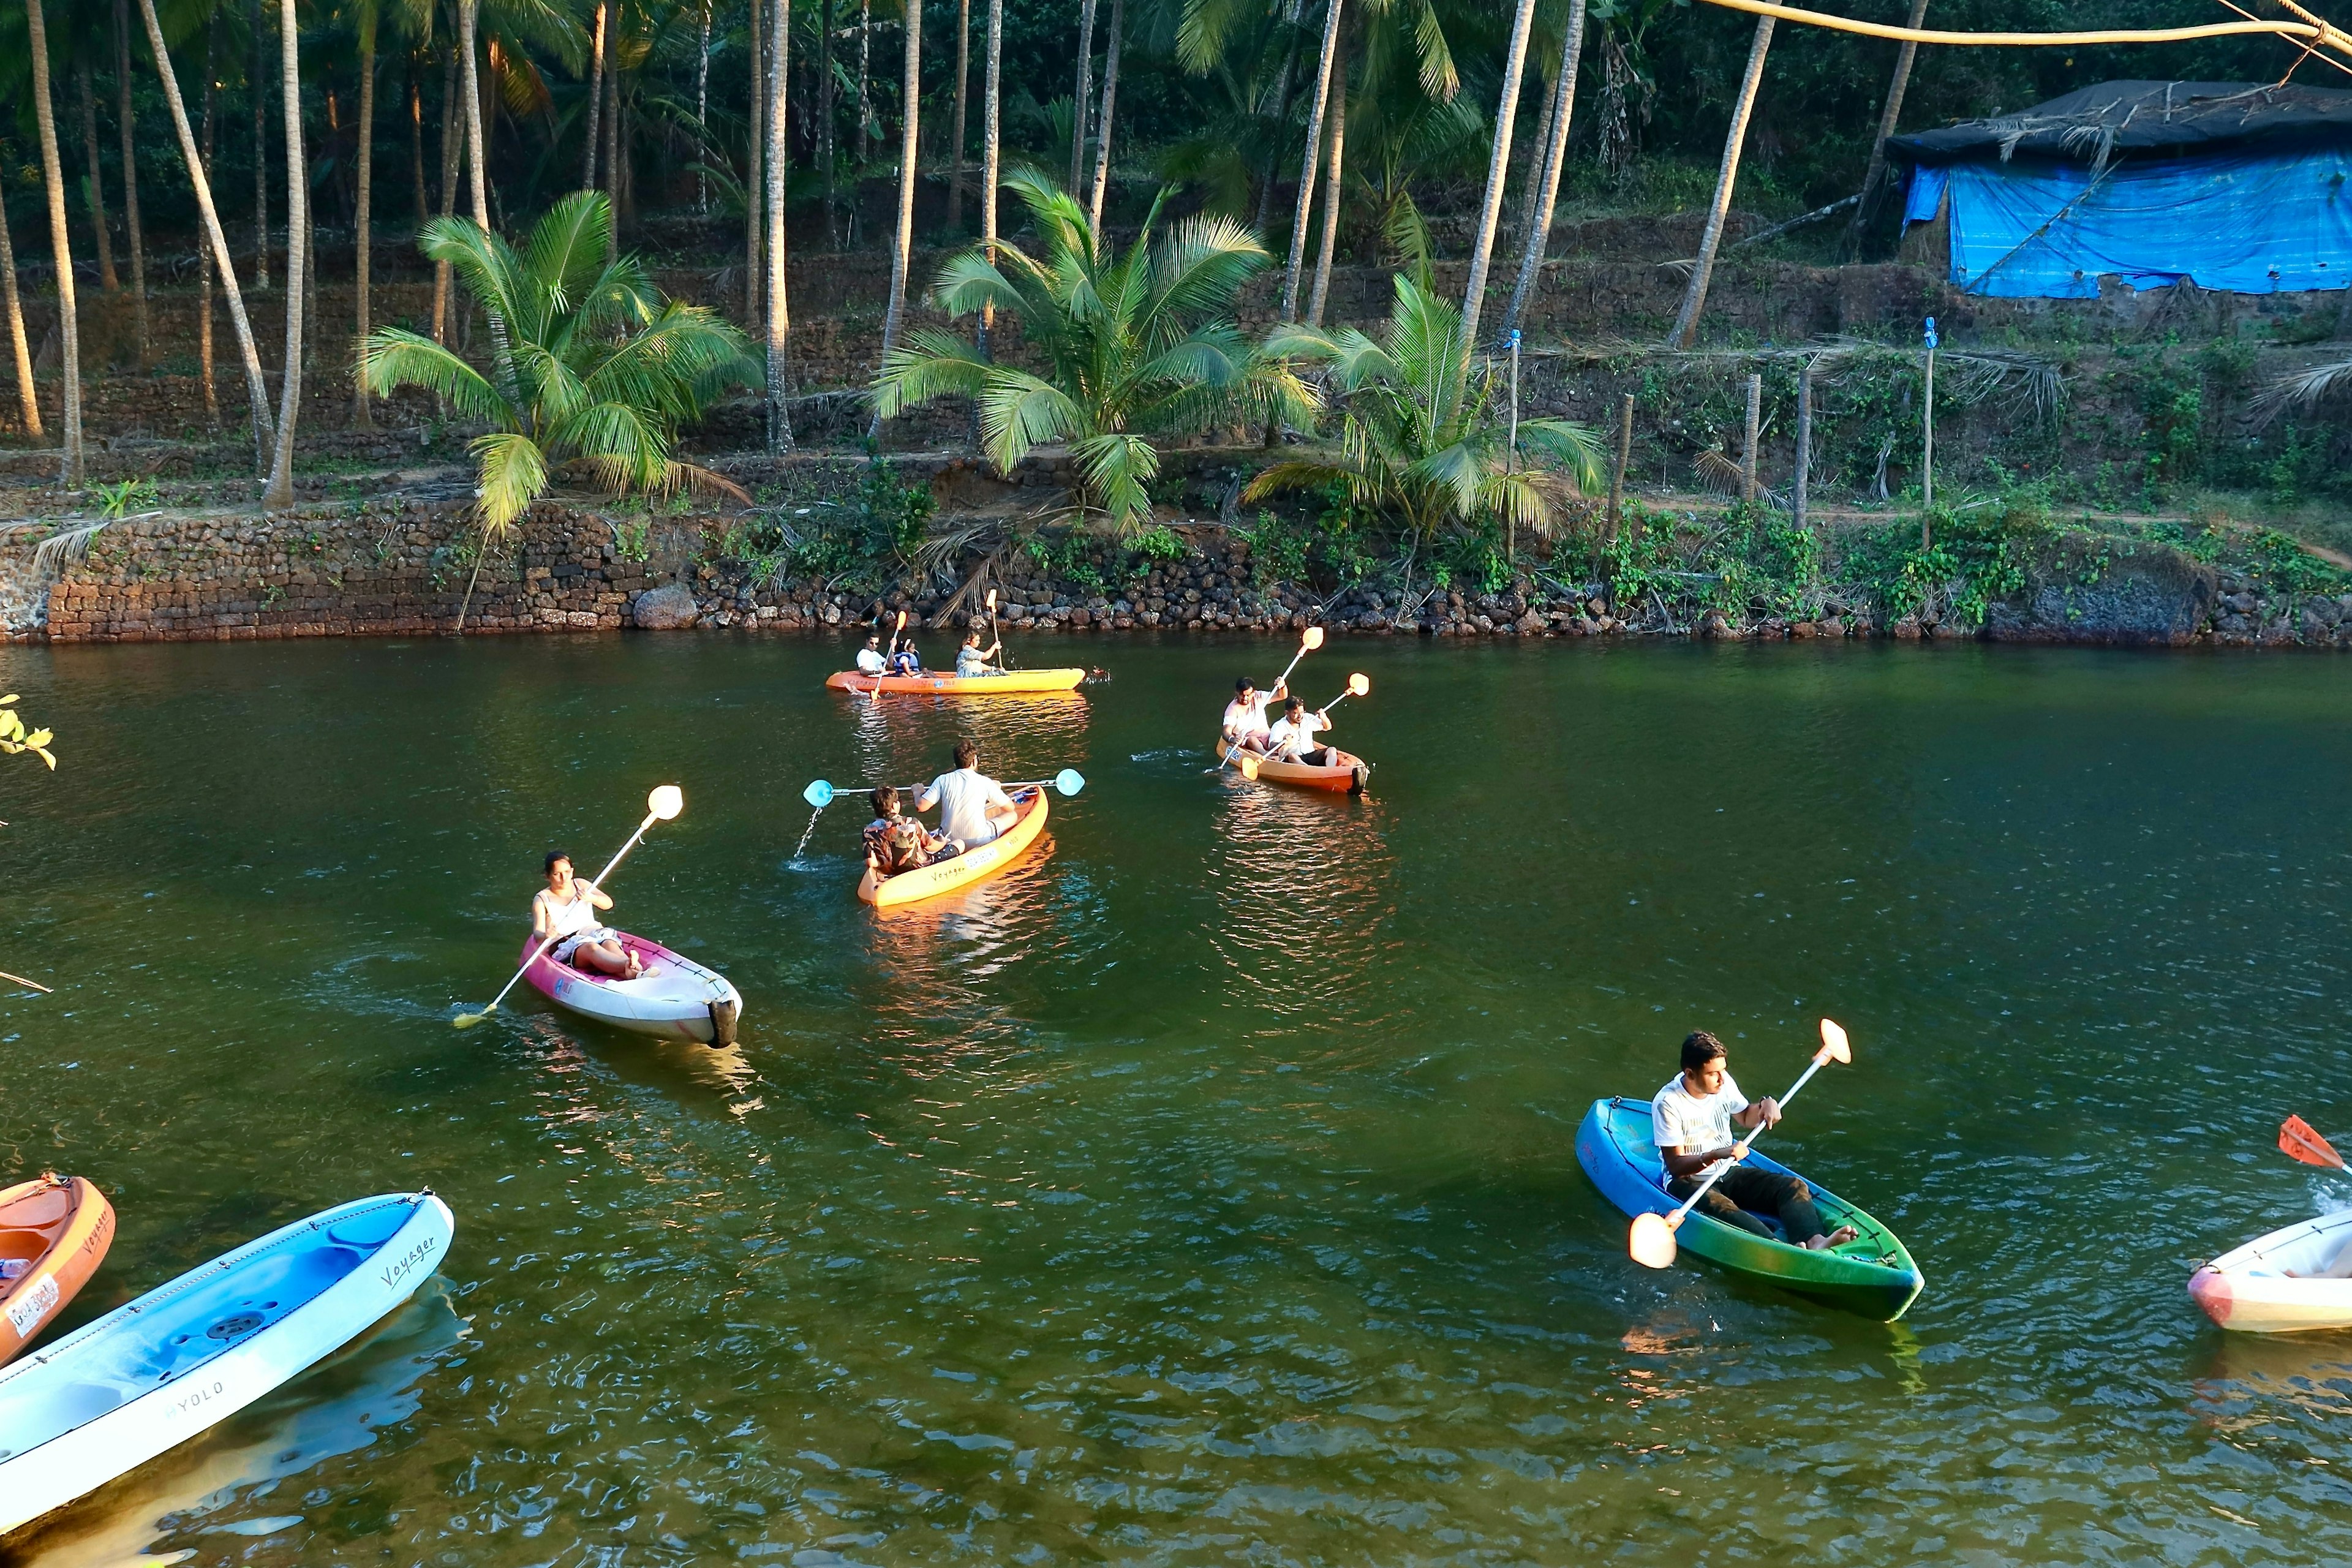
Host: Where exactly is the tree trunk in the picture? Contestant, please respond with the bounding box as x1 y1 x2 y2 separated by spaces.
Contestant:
1280 0 1343 321
766 0 794 450
1457 0 1539 352
137 0 276 470
113 0 149 363
411 62 429 229
868 0 921 442
1497 0 1586 344
820 0 836 243
77 64 121 293
1305 58 1344 326
459 0 515 398
200 42 219 424
1252 0 1305 239
1793 356 1812 530
697 1 712 213
24 0 81 485
251 0 268 288
1072 0 1098 194
856 0 871 178
584 2 608 189
1667 15 1772 349
1086 0 1122 230
0 166 40 439
948 0 969 227
353 31 375 428
1840 0 1929 261
747 0 764 315
974 0 1000 419
432 47 459 344
603 40 623 263
263 0 306 512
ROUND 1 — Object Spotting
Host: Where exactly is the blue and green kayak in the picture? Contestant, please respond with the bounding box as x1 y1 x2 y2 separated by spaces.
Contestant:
1576 1095 1925 1321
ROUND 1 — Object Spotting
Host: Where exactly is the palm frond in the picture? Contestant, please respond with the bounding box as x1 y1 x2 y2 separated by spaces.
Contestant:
2253 356 2352 426
471 431 550 531
359 328 513 426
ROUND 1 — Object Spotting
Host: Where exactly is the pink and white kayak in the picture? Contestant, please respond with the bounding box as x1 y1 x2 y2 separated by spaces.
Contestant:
2190 1208 2352 1334
519 930 742 1046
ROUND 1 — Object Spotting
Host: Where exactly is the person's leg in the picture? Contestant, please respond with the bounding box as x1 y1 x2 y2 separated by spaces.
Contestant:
575 940 630 976
1667 1174 1774 1238
1720 1167 1856 1248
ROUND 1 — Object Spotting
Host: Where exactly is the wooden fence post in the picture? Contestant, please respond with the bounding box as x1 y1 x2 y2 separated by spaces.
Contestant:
1794 356 1813 531
1921 314 1937 545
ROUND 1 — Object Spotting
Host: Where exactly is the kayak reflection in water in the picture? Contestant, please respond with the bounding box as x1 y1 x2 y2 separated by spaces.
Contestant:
1652 1031 1858 1251
916 739 1018 851
1221 676 1285 755
532 851 643 979
956 630 1005 677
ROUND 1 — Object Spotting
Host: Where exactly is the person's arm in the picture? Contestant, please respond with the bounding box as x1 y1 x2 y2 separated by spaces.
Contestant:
1732 1096 1780 1132
1659 1139 1749 1180
531 892 553 940
578 876 615 912
987 781 1017 817
914 780 941 812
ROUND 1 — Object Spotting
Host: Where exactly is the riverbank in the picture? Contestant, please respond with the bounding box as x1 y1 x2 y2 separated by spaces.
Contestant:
6 451 2349 649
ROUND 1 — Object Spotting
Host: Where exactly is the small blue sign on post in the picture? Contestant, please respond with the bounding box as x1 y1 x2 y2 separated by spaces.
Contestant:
1924 316 1939 350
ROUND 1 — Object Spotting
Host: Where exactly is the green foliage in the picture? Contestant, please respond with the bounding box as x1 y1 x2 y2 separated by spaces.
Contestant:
1131 525 1189 564
1024 532 1106 593
94 478 160 519
775 454 936 589
612 519 652 563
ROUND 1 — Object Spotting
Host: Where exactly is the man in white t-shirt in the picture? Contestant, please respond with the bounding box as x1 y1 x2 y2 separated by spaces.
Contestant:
855 635 888 676
1651 1031 1856 1251
1220 676 1285 755
1265 696 1333 766
916 739 1019 851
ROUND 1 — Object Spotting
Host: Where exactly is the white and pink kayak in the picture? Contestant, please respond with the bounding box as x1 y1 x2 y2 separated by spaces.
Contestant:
519 930 742 1046
2190 1208 2352 1334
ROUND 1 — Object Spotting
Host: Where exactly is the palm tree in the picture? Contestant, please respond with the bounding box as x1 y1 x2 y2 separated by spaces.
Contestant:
262 0 307 511
1457 0 1539 352
872 170 1315 534
1496 0 1588 344
353 0 382 428
867 0 919 442
1249 273 1604 548
1841 0 1930 260
1085 0 1124 230
1280 0 1341 320
111 0 149 366
358 192 760 630
0 165 43 439
1667 13 1773 348
763 0 793 451
24 0 85 487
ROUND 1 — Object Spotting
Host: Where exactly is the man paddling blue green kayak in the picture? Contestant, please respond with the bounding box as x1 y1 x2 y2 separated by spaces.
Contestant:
1654 1031 1860 1253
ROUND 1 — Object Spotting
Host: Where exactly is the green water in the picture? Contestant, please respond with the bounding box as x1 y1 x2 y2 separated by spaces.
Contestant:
5 633 2352 1567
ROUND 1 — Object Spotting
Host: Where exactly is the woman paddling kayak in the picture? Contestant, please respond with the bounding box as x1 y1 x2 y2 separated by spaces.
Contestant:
532 851 643 979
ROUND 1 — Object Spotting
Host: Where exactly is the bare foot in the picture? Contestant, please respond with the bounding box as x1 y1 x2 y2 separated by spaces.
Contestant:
1803 1226 1862 1251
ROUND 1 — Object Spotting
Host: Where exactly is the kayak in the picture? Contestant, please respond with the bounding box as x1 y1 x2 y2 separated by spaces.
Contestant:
2190 1209 2352 1334
1212 737 1371 793
1576 1096 1925 1321
859 788 1049 908
826 668 1087 696
0 1191 453 1536
519 930 742 1046
0 1175 115 1366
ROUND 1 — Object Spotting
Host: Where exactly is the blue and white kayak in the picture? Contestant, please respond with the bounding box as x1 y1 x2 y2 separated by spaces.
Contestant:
0 1191 453 1536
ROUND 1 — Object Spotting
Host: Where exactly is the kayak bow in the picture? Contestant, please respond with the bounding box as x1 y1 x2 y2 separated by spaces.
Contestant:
859 788 1050 908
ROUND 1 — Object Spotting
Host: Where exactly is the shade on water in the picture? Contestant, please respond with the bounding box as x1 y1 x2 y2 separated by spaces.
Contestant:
2 632 2351 1566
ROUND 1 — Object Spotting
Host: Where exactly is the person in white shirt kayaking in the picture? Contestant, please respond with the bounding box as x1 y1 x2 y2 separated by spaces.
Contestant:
531 851 643 979
1221 677 1286 755
956 630 1005 678
1651 1031 1857 1251
1265 696 1335 766
915 739 1019 851
855 635 888 676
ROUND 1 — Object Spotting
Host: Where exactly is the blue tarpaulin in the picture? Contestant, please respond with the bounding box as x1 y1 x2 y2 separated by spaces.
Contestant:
1902 149 2352 298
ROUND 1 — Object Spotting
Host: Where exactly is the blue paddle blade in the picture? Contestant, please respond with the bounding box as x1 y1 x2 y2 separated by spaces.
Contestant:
1054 768 1087 796
802 779 835 809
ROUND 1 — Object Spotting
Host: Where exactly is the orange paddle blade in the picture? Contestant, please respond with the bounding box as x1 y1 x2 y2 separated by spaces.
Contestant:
2282 1115 2347 1169
1238 751 1262 780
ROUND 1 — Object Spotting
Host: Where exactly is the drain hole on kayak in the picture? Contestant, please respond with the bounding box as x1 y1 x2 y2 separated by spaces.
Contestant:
206 1313 265 1341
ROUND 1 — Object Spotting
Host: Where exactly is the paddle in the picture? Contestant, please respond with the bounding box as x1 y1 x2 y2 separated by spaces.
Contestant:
2282 1114 2346 1169
453 784 684 1029
802 768 1087 810
1207 627 1325 775
1234 675 1371 780
1629 1019 1853 1269
987 586 1018 671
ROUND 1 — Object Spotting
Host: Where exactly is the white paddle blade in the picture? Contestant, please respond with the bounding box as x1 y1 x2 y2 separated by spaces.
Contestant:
649 784 685 821
1348 673 1370 696
1302 626 1325 650
1817 1017 1852 1065
1629 1211 1679 1269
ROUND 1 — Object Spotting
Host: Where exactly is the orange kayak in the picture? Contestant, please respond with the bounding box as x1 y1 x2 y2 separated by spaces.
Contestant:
826 668 1087 696
858 788 1050 908
0 1174 115 1365
1213 737 1371 793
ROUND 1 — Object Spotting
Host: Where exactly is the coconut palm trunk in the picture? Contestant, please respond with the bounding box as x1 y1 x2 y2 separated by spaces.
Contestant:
818 0 836 240
1457 0 1539 352
76 64 120 293
0 168 41 439
113 0 149 364
200 53 219 424
1305 59 1343 326
1251 0 1306 236
263 0 307 511
1280 0 1342 322
948 0 969 227
136 0 277 470
603 40 622 263
1840 0 1929 260
411 62 429 225
354 21 377 428
1667 14 1773 349
696 1 710 213
1072 0 1098 192
458 0 516 394
25 0 84 486
1085 0 1122 230
1496 0 1588 344
583 1 608 189
745 0 763 317
251 0 268 288
766 0 794 450
973 0 1000 418
432 47 459 343
867 0 921 443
